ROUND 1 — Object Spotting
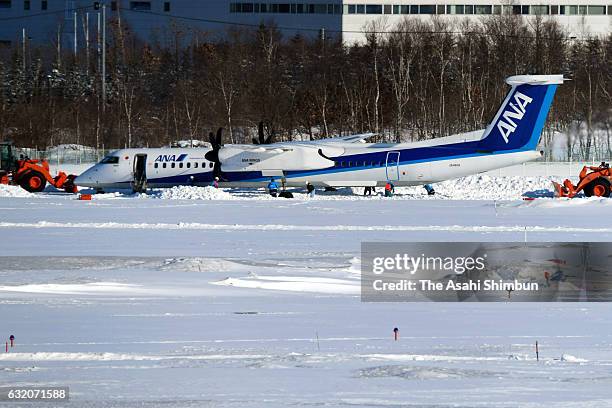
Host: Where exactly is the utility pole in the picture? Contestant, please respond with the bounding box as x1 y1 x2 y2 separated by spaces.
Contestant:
102 4 106 111
56 24 61 69
22 28 26 72
97 12 101 72
85 12 90 75
73 11 77 58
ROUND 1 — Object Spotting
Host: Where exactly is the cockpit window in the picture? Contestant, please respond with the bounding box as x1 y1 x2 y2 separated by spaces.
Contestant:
100 156 119 164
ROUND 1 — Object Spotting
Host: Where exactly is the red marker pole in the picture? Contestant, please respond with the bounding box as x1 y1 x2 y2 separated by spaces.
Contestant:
535 341 539 361
393 327 399 341
9 335 14 348
5 342 7 353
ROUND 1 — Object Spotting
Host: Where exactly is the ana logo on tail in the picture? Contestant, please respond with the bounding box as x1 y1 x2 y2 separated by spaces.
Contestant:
497 91 533 143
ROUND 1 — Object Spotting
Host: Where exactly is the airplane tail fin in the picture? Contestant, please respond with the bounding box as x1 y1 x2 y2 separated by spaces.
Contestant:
477 75 565 153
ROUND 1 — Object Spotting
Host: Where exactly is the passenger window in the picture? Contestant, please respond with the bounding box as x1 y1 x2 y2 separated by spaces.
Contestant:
194 162 198 168
202 162 206 168
154 163 158 168
171 163 175 168
179 163 183 168
209 162 214 168
163 163 167 169
187 162 191 168
348 161 352 167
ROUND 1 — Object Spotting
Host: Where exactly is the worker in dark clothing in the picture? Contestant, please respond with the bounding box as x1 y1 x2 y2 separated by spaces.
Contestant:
306 181 315 198
268 178 279 197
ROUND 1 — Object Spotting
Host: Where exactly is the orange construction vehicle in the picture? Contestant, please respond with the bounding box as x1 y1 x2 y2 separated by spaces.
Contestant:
0 141 77 193
553 162 611 198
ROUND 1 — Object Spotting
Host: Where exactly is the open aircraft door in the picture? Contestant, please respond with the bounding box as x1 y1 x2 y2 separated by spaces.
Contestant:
386 151 400 181
132 154 147 193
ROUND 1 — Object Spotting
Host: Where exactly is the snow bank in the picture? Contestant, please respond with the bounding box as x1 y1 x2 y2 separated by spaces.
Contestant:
0 184 35 198
388 175 560 200
153 186 236 200
560 354 588 363
212 274 359 294
0 352 268 362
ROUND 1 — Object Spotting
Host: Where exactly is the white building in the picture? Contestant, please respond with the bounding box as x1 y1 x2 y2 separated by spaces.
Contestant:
0 0 610 47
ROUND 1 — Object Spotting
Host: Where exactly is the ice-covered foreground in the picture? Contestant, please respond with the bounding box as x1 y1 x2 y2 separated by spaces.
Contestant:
1 188 612 407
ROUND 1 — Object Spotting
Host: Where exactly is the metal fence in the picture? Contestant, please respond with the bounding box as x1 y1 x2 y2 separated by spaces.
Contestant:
15 147 112 166
482 160 612 178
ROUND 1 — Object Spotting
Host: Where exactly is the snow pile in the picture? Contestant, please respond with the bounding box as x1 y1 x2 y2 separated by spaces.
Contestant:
560 354 588 363
153 186 236 200
0 184 35 198
390 175 561 200
512 196 612 208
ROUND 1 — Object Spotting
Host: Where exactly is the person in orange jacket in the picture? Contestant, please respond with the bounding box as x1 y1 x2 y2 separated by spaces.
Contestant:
384 181 394 197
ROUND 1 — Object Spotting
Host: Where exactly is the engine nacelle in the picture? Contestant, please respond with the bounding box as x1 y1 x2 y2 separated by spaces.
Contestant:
219 144 343 172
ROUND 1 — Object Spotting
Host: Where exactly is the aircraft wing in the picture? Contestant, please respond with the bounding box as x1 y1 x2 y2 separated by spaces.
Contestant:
312 133 377 144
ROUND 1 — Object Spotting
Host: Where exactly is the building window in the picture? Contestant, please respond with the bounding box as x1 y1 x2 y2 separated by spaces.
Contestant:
384 4 392 14
130 1 151 11
401 5 410 13
465 4 474 14
296 3 303 13
493 5 501 14
24 0 30 10
474 5 492 14
588 6 606 16
521 5 530 14
41 0 47 10
366 4 382 14
419 5 436 14
393 5 399 13
347 4 355 14
356 4 365 13
436 4 445 14
410 5 418 13
111 1 117 11
334 4 341 14
0 0 10 8
530 5 549 14
163 1 170 12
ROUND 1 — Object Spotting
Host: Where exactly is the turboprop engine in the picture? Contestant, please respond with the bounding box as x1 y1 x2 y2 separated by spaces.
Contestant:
218 144 344 172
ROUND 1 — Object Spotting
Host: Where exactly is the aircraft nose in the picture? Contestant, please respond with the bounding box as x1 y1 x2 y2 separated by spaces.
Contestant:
74 166 99 187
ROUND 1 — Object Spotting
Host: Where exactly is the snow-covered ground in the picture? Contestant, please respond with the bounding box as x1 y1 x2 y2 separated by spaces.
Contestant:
1 182 612 407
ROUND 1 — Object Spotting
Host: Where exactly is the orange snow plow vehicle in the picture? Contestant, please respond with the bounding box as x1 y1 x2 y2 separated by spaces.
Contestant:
553 162 611 198
0 142 77 193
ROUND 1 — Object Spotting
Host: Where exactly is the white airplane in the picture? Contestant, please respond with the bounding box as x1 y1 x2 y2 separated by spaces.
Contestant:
75 75 565 192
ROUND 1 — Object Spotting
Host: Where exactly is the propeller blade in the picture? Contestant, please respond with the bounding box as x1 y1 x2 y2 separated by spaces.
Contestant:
216 127 223 145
